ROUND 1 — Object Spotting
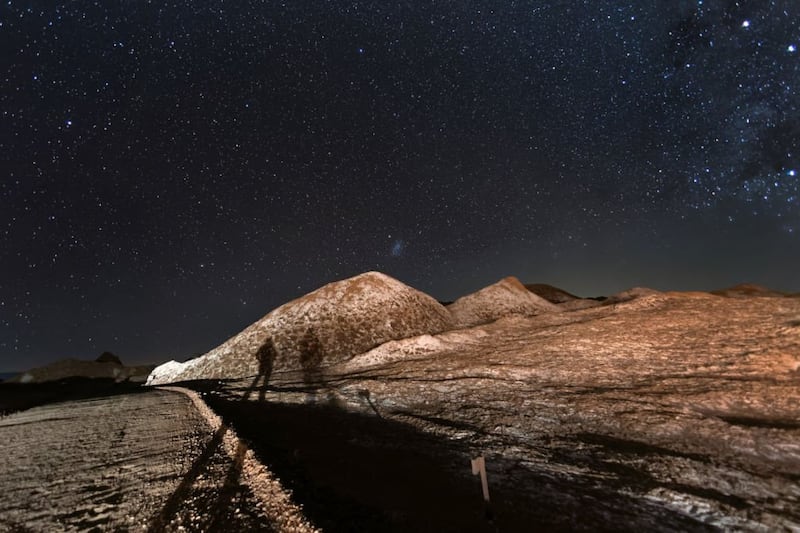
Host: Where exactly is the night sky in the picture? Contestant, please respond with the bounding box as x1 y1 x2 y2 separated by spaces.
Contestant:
2 1 799 370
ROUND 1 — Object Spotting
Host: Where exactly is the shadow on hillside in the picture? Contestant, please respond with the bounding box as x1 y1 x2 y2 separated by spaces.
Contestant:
194 386 715 533
249 333 330 403
255 338 277 402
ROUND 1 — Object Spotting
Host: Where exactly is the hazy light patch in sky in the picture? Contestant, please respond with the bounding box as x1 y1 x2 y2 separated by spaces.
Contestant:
391 240 406 258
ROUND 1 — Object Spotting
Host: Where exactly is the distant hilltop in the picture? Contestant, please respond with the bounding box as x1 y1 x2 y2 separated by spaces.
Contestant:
7 352 154 384
710 283 800 298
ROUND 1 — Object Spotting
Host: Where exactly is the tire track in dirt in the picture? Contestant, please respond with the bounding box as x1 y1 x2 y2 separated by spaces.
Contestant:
1 391 207 531
0 389 315 532
158 386 318 533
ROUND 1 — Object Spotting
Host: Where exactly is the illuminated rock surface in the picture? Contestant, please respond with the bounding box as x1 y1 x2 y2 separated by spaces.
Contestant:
4 286 797 531
448 276 561 328
197 290 800 531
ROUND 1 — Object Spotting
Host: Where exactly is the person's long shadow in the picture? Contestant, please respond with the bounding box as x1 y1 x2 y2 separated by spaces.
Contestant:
147 337 278 531
147 422 230 532
255 338 277 402
299 327 323 392
297 327 341 405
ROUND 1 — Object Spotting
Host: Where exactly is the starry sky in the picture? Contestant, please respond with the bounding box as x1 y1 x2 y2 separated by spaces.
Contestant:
2 1 799 369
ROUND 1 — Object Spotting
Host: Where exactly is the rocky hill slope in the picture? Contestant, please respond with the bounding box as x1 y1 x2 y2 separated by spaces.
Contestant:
148 272 453 385
449 276 561 328
198 289 800 530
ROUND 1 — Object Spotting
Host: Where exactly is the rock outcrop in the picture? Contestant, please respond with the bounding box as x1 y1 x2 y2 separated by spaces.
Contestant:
448 276 560 328
147 272 454 385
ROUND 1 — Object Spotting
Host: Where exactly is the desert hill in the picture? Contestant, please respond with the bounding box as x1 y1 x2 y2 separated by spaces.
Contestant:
148 274 666 385
449 276 561 328
147 272 453 385
8 353 153 384
711 283 791 298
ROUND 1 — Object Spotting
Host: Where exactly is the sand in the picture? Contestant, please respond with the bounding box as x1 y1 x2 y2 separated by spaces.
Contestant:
0 388 311 532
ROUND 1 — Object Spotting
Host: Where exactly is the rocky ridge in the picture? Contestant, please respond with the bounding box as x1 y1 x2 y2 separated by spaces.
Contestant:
139 273 800 529
448 276 561 328
711 283 795 298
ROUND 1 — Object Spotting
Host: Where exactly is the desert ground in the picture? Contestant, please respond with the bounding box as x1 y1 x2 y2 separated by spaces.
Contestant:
1 278 799 531
0 386 316 532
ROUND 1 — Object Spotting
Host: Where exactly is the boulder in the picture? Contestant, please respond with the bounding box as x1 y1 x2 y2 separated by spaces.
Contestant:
147 272 454 384
449 276 561 328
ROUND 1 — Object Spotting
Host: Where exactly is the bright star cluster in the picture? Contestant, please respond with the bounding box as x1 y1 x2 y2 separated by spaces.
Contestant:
1 1 798 369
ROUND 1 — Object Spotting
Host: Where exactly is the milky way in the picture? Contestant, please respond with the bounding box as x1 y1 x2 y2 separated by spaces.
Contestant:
1 1 798 368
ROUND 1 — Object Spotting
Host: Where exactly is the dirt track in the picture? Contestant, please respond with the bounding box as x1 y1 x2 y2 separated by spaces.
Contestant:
0 389 294 532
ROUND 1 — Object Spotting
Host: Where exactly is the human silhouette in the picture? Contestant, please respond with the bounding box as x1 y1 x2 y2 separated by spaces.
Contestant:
254 338 277 401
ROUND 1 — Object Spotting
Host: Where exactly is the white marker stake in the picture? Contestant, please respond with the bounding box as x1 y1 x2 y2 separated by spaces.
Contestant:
471 456 490 503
